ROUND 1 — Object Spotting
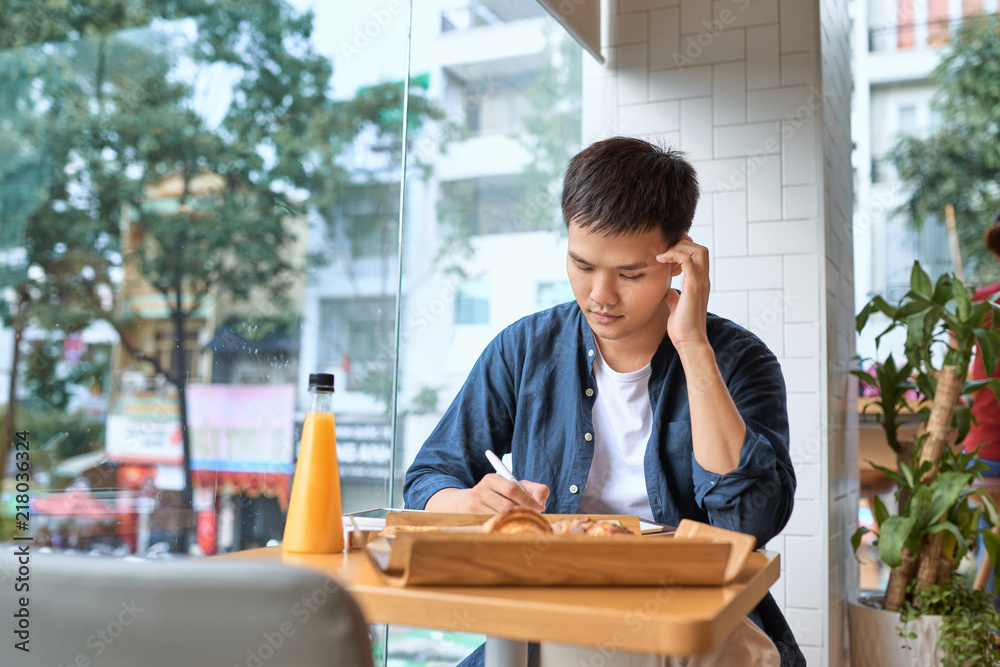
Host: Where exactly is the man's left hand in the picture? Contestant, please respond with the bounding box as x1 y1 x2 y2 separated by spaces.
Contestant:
656 234 710 352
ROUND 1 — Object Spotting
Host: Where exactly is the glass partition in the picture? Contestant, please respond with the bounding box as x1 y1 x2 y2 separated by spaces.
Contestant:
1 1 583 664
0 0 410 556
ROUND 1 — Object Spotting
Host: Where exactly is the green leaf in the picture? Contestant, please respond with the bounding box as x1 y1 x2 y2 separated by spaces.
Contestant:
851 526 870 556
850 369 878 388
984 531 1000 593
910 261 934 298
932 272 953 305
926 471 973 526
873 495 890 527
975 326 1000 375
952 276 972 322
926 520 969 561
871 461 909 487
856 296 895 333
879 515 917 567
895 298 933 319
900 461 916 490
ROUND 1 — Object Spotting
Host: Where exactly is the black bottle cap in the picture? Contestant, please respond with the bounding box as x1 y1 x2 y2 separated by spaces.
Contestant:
308 373 335 392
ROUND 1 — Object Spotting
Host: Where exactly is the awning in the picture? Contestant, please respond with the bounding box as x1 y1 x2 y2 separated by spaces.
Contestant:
193 471 292 511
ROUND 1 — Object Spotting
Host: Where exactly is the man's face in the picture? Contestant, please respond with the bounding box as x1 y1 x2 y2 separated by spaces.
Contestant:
566 221 674 348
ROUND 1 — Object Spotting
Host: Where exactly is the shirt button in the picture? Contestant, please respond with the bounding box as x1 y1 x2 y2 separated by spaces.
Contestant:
570 485 579 494
588 349 594 357
585 388 594 397
584 432 593 442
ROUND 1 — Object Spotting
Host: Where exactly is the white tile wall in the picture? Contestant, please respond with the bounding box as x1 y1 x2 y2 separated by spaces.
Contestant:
781 357 820 393
713 62 746 124
794 463 822 499
714 256 783 290
680 97 713 158
786 607 824 647
749 219 818 255
783 253 821 322
617 44 649 105
786 392 821 462
713 190 747 256
620 0 678 13
619 101 680 133
785 322 820 358
748 289 785 353
747 85 814 122
694 158 747 192
583 0 850 661
708 290 748 327
781 51 818 87
782 498 820 535
691 194 713 227
747 157 781 221
785 535 825 607
820 0 854 661
678 29 745 66
605 11 649 46
648 8 681 69
715 0 779 28
780 0 819 52
679 0 712 34
649 66 713 100
784 184 819 219
747 25 780 89
714 122 781 159
782 116 819 186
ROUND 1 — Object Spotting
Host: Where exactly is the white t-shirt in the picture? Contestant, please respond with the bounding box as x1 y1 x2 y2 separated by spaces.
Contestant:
577 347 656 520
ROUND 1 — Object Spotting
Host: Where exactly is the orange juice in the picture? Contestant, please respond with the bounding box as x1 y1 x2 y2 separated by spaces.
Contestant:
283 381 344 553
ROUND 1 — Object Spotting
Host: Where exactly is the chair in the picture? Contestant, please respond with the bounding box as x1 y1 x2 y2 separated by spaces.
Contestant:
2 552 374 667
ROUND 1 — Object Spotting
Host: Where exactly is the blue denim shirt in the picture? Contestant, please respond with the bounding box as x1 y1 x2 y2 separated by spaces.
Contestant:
403 301 803 665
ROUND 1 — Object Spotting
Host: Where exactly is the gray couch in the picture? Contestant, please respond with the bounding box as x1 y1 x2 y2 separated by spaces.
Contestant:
1 552 374 667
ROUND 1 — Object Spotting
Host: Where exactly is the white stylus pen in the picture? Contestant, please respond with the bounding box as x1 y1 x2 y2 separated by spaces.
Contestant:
484 450 525 491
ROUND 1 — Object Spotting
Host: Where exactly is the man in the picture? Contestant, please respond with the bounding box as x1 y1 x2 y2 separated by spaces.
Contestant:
404 136 803 666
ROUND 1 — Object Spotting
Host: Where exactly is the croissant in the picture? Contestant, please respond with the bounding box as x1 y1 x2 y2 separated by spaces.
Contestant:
480 509 554 534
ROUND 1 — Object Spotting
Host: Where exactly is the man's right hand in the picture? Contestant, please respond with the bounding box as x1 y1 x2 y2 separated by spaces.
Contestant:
425 475 549 513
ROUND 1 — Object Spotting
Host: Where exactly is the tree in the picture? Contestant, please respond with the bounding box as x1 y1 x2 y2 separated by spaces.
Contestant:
0 0 443 536
889 13 1000 284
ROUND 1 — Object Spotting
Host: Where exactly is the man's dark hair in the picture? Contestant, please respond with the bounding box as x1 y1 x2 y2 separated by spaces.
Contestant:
561 136 699 243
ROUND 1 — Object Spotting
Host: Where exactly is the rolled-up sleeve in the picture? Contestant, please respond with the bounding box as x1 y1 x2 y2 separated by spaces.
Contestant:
403 333 517 510
691 339 795 548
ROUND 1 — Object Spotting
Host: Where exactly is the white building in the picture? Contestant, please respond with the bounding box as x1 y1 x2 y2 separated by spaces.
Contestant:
298 0 576 508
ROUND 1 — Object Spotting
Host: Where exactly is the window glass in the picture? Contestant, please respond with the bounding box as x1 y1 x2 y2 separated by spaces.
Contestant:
897 103 917 134
537 280 575 311
0 0 411 557
2 1 582 663
455 283 491 325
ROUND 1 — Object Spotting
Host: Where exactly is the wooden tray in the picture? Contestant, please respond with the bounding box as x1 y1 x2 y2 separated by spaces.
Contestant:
363 514 749 587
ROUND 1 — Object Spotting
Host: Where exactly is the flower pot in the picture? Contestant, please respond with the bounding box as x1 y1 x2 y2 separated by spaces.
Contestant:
848 593 945 666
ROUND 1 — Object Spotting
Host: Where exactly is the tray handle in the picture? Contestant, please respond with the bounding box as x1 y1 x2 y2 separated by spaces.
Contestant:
674 519 756 583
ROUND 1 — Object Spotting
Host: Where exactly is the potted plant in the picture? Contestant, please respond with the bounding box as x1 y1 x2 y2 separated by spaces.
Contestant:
850 261 1000 666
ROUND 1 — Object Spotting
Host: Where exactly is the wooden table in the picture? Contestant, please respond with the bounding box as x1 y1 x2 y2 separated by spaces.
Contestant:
216 545 780 667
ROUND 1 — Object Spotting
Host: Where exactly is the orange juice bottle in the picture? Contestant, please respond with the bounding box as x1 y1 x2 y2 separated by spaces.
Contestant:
283 373 344 553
